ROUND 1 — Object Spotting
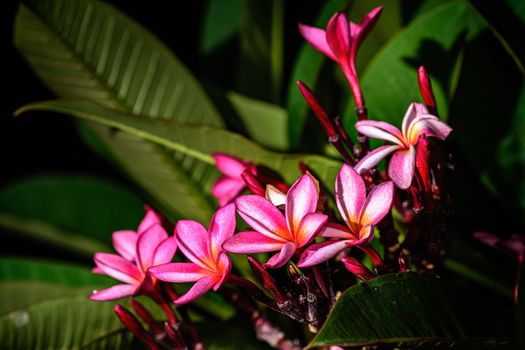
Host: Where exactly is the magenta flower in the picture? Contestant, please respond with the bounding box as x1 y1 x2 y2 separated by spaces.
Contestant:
223 174 328 268
90 223 177 301
149 204 236 304
212 153 256 207
354 103 452 189
298 164 394 268
299 7 383 108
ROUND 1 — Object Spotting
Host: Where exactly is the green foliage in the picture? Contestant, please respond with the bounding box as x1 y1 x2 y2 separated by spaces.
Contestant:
308 273 462 347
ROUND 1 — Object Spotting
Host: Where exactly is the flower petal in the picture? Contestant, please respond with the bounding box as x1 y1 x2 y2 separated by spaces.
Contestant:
137 206 162 234
175 276 217 305
351 7 383 50
359 181 395 226
152 237 177 266
213 252 231 291
354 145 400 174
223 231 284 254
319 222 354 239
298 24 336 61
89 284 136 301
211 177 246 207
149 262 210 282
137 224 168 272
401 103 420 139
295 212 328 247
94 253 142 284
355 120 404 146
213 153 248 179
175 220 213 269
286 174 319 235
208 203 236 261
326 12 351 63
407 116 452 144
266 184 286 206
335 164 366 230
297 240 350 268
388 147 416 189
235 195 290 241
264 242 296 268
112 230 137 261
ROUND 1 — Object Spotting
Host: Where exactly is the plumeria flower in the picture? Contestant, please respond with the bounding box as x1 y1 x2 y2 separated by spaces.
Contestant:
355 103 452 189
149 204 236 304
212 153 256 207
90 223 177 301
299 7 383 108
298 164 394 268
223 174 328 268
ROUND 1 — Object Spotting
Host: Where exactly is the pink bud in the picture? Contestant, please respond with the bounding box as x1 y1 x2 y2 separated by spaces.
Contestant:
241 169 266 196
418 66 437 114
114 304 159 350
297 81 338 138
130 299 163 336
341 257 376 281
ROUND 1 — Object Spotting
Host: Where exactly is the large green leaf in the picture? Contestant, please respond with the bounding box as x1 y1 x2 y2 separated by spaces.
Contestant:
308 272 462 348
14 0 223 222
343 1 483 132
17 100 342 191
0 175 143 245
227 91 288 151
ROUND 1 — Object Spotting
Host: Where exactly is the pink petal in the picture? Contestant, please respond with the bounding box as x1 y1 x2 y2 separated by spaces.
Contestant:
401 103 430 140
152 237 177 266
112 230 137 261
208 203 236 261
354 225 374 244
407 116 452 144
175 220 213 269
213 252 231 291
319 222 354 239
295 212 328 247
137 206 162 234
335 165 367 231
266 184 286 206
359 181 394 226
297 240 350 268
137 224 169 272
298 24 336 61
149 262 210 282
352 7 383 49
341 257 375 281
211 177 246 207
286 174 319 235
264 242 296 268
388 147 416 189
89 284 137 301
354 145 400 174
222 231 284 254
355 120 404 146
213 153 248 179
326 12 351 63
235 195 290 241
94 253 142 284
175 276 217 305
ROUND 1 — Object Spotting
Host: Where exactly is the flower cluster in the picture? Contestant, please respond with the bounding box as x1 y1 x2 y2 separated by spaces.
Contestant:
89 7 454 349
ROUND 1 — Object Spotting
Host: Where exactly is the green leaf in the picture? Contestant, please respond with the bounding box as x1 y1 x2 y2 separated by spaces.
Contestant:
17 99 342 192
308 272 462 348
468 0 525 74
197 320 272 349
227 91 288 151
0 175 143 245
286 0 347 149
14 0 223 222
0 286 130 349
344 1 483 132
200 0 242 54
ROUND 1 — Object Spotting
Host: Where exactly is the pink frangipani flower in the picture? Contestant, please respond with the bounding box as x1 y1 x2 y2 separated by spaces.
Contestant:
212 153 256 207
223 174 328 268
90 222 177 301
299 7 383 108
149 204 236 304
355 103 452 189
298 164 394 268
